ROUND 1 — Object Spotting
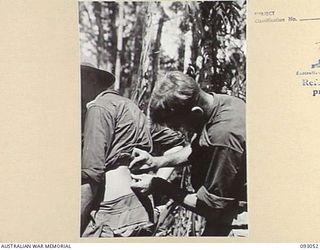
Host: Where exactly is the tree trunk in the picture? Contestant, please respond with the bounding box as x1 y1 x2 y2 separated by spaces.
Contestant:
183 29 192 73
93 2 104 67
133 2 166 110
114 2 124 91
102 2 117 73
150 4 166 94
130 3 144 101
184 2 203 82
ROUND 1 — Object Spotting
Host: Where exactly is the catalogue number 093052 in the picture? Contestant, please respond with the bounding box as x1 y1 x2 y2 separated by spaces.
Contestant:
300 244 319 249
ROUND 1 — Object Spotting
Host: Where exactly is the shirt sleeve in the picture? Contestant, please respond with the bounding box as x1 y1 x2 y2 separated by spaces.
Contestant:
150 123 186 155
81 105 115 184
196 146 245 210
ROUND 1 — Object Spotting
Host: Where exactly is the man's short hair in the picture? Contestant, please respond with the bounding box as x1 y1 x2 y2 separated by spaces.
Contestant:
149 71 200 124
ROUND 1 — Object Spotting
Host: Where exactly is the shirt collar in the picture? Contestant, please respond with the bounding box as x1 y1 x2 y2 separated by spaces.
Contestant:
207 92 220 123
86 89 120 109
194 92 220 147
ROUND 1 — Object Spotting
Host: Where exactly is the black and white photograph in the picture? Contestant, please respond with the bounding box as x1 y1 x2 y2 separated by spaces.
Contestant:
79 1 247 238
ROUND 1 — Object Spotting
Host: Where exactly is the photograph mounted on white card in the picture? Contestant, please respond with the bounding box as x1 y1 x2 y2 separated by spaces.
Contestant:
79 1 247 238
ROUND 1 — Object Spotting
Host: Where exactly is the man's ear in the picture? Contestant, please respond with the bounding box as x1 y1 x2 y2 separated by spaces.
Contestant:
191 106 204 118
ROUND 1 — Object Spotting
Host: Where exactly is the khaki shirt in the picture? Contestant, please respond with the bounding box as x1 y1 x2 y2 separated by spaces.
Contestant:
82 90 185 184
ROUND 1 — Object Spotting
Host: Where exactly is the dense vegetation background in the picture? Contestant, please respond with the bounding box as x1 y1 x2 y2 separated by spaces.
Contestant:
79 1 246 111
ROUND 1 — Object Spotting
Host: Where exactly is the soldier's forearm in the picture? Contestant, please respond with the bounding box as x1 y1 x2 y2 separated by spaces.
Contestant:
156 145 184 179
155 144 191 169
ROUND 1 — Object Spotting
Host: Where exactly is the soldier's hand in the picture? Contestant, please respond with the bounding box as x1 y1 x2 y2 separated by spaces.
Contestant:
129 148 156 173
130 174 154 190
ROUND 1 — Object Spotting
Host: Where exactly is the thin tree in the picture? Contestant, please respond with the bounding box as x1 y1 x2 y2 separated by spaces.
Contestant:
114 2 124 91
132 2 167 110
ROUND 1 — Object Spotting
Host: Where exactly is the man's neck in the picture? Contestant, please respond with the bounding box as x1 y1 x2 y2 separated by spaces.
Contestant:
197 90 215 122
